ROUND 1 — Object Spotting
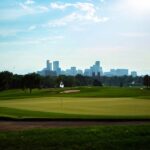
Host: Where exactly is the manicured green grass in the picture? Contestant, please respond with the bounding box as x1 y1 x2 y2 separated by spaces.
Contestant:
0 97 150 119
0 87 149 149
0 125 150 150
0 87 150 100
0 107 78 119
0 87 149 119
0 107 109 119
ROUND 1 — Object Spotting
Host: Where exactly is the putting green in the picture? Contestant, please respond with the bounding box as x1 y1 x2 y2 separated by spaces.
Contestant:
0 97 150 117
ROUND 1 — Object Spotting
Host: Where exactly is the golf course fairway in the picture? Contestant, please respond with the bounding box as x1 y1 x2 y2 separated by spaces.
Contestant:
0 97 150 119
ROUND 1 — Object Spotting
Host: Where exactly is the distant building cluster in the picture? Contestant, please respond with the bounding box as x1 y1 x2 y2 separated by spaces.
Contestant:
37 60 61 76
37 60 137 77
104 69 129 77
104 69 137 77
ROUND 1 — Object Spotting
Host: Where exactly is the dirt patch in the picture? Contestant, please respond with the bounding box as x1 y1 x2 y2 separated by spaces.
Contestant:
0 120 150 131
60 90 80 94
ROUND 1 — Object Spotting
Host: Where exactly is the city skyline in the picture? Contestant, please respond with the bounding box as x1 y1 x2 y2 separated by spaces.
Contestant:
37 60 136 77
0 0 150 75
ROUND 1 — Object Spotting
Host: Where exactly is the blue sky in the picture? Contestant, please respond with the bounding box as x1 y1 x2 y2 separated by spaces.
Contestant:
0 0 150 75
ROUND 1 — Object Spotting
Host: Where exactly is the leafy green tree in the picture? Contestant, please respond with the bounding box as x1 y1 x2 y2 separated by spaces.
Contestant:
41 76 55 88
64 76 76 87
0 71 13 91
75 75 84 86
23 73 41 93
143 75 150 88
57 75 76 87
11 74 23 89
93 79 102 86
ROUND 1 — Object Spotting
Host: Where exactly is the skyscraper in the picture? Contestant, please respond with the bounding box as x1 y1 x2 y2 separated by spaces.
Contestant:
70 67 77 76
116 69 128 76
53 61 59 71
46 60 52 71
90 61 103 76
53 61 61 75
95 61 100 67
131 71 137 77
95 61 103 75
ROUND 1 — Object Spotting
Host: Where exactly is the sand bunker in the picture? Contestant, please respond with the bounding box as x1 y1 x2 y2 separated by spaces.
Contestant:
60 90 80 94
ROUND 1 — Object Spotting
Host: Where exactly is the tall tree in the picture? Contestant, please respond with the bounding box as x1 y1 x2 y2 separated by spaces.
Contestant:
93 79 102 86
11 74 23 89
0 71 13 91
143 75 150 88
23 73 41 93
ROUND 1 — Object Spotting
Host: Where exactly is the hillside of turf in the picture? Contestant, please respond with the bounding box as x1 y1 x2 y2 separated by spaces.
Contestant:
0 87 149 119
0 97 150 119
0 87 150 100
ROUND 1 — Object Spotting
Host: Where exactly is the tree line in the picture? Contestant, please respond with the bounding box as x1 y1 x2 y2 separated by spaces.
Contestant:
0 71 149 93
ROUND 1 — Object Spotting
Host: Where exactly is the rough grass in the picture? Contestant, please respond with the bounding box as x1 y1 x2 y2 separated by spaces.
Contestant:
0 97 150 119
0 125 150 150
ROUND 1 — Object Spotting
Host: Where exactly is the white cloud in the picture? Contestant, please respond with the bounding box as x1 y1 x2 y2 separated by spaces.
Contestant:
28 25 37 31
50 2 96 13
19 3 34 14
50 3 72 10
37 6 49 12
45 12 108 28
75 2 109 22
48 2 109 27
50 2 97 14
19 2 49 15
25 0 35 5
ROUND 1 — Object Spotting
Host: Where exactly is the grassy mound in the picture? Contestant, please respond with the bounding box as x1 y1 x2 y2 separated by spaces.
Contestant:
0 87 149 100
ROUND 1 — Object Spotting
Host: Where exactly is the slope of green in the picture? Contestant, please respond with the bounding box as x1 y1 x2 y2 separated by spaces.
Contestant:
0 97 150 119
0 107 77 119
0 107 111 119
0 125 150 150
0 87 149 100
0 87 149 119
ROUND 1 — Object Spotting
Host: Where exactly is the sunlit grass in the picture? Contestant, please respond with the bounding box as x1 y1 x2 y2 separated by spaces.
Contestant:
0 97 150 118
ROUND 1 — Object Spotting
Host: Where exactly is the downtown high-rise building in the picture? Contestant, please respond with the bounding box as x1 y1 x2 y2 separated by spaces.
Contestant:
53 61 59 71
53 61 61 75
37 60 135 77
46 60 52 71
84 61 103 76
